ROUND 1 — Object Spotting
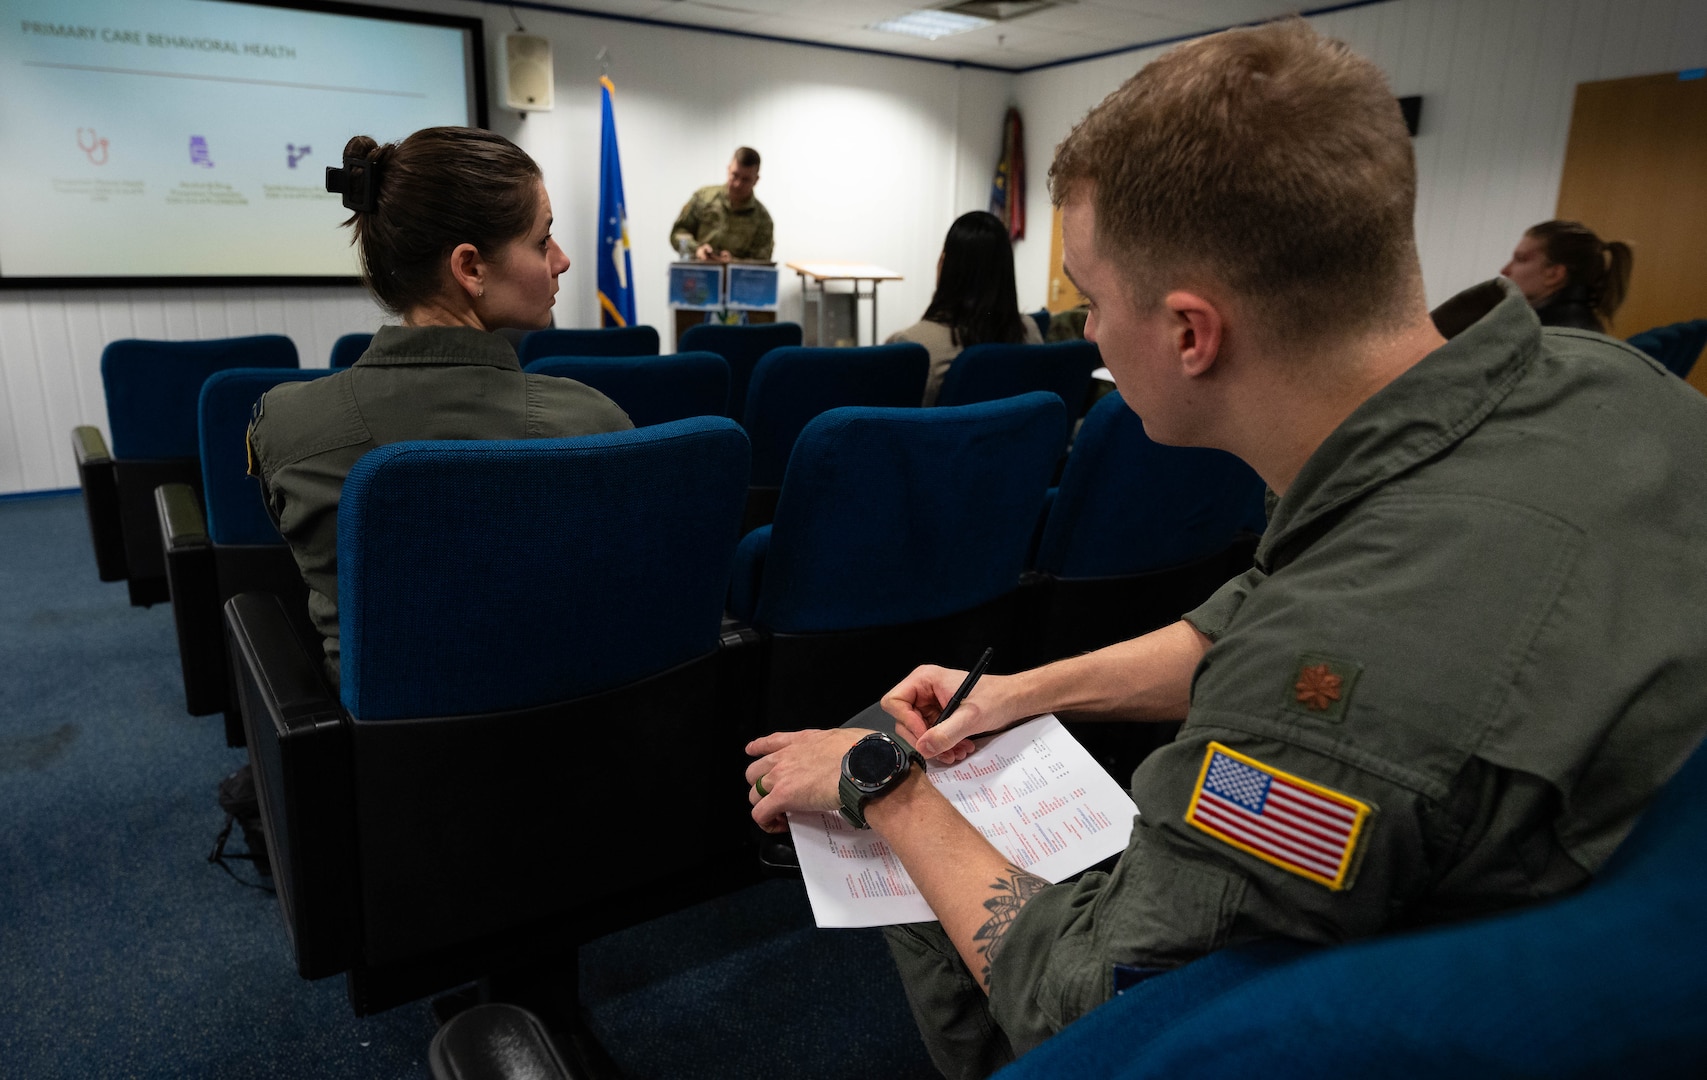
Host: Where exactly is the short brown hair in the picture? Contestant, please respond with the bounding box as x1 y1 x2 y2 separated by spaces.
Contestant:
341 127 542 315
733 146 761 169
1051 19 1419 347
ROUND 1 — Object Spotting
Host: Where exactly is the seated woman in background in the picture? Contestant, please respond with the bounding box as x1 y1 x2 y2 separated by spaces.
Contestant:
887 209 1041 406
1500 219 1633 333
247 127 631 687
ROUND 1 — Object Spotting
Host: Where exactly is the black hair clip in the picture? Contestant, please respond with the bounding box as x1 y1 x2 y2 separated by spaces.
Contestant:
325 156 381 212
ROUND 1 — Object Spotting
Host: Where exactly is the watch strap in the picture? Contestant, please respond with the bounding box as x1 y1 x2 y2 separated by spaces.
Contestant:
838 772 870 829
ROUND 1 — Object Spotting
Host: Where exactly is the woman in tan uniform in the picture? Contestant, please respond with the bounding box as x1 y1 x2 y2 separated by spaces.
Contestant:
887 210 1042 406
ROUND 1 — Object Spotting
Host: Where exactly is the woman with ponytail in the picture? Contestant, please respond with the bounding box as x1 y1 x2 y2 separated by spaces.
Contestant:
1500 220 1634 333
247 127 631 685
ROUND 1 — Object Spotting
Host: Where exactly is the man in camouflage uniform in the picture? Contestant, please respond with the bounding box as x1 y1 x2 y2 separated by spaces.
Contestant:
669 146 774 262
740 19 1707 1080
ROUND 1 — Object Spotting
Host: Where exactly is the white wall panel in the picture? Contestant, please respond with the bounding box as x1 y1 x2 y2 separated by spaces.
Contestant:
1010 0 1707 317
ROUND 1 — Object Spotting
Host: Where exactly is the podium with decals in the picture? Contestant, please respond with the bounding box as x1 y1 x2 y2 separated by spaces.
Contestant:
668 261 779 349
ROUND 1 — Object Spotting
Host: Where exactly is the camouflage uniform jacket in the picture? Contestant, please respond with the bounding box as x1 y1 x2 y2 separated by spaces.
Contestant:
670 185 774 261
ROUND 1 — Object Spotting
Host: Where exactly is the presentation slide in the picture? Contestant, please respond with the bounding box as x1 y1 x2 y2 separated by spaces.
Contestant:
0 0 480 282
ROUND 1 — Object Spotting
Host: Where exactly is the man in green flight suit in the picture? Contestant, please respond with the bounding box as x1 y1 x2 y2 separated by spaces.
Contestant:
669 146 774 262
740 18 1707 1080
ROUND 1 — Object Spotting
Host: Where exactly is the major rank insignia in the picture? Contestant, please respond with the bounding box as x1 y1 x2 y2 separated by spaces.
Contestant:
1184 742 1374 890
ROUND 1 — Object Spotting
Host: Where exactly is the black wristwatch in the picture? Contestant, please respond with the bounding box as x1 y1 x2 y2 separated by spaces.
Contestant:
839 731 925 829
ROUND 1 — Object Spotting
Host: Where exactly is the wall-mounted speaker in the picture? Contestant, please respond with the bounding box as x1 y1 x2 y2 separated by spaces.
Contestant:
501 33 554 112
1398 95 1423 137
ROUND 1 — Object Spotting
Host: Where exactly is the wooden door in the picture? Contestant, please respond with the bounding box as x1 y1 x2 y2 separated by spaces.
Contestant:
1045 205 1087 313
1555 70 1707 393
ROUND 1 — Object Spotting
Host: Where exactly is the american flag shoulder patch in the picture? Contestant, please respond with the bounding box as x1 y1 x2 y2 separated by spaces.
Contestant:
1184 741 1375 891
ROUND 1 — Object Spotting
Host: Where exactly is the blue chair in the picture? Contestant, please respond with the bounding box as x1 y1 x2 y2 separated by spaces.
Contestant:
525 352 729 428
996 732 1707 1079
157 368 330 734
1025 389 1266 777
679 321 804 420
740 342 928 530
224 418 753 1014
936 340 1102 417
1031 389 1266 646
72 335 298 605
1627 319 1707 379
1030 308 1052 339
729 394 1067 730
328 333 372 369
516 326 660 363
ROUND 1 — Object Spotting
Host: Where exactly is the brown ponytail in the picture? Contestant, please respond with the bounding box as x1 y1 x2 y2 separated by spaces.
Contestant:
337 127 542 316
1526 220 1635 325
1599 240 1633 324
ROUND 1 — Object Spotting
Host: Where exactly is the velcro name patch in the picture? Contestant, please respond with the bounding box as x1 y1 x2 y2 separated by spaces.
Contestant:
1184 742 1374 891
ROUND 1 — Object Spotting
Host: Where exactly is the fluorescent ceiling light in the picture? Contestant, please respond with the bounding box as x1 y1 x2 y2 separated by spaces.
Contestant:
869 9 994 40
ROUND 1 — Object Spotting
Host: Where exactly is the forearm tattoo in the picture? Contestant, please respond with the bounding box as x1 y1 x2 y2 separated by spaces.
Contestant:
971 866 1048 989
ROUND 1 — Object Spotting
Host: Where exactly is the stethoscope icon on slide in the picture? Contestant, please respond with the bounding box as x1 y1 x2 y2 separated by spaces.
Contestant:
77 128 109 165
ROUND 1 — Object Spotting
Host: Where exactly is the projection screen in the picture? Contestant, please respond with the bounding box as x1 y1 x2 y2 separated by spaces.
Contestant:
0 0 486 286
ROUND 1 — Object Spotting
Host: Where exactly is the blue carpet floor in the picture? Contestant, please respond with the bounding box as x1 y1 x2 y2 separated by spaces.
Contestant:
0 492 937 1079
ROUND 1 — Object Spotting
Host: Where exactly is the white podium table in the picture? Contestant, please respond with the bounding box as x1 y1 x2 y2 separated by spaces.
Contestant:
785 261 902 348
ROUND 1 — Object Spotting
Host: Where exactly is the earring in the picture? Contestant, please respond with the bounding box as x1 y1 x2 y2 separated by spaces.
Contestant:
477 288 484 298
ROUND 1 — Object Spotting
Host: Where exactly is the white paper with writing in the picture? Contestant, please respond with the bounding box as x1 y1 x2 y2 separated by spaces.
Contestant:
790 714 1140 928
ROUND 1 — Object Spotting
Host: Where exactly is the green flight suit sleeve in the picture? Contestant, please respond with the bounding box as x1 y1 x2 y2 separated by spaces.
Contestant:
983 725 1445 1053
1181 564 1266 641
985 484 1593 1052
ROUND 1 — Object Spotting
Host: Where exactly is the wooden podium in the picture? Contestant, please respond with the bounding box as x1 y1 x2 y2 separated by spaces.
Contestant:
668 261 779 349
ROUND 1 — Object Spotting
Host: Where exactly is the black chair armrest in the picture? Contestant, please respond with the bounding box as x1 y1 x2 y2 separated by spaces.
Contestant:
428 1004 576 1080
225 590 358 980
157 483 223 716
72 425 126 582
73 424 111 466
717 619 765 747
156 481 208 548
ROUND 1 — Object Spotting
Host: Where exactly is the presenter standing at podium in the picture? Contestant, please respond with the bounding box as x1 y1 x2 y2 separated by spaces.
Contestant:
670 147 774 262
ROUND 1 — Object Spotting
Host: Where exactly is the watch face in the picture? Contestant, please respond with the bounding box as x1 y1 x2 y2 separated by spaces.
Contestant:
847 735 905 791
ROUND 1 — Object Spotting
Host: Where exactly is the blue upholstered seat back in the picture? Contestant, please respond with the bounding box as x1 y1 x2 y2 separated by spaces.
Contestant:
336 418 749 721
996 734 1707 1079
1627 318 1707 379
516 326 660 363
101 335 298 460
1034 390 1266 578
749 393 1066 634
936 340 1101 412
742 343 929 487
524 352 730 427
678 321 804 419
198 368 332 546
328 333 373 369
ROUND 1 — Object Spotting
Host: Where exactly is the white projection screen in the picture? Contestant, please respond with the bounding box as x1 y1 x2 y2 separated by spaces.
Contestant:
0 0 485 285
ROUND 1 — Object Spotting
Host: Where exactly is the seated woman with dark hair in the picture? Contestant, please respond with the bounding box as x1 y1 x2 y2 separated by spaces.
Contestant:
888 210 1042 406
1501 219 1634 333
247 127 631 686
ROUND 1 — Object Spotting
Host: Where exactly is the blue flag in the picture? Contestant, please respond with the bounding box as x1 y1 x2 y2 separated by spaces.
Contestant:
597 76 636 327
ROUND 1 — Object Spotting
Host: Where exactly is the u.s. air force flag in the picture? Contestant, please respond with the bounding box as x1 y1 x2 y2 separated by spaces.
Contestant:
597 75 636 327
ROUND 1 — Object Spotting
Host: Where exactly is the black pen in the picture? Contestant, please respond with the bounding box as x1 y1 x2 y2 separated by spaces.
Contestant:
937 647 993 726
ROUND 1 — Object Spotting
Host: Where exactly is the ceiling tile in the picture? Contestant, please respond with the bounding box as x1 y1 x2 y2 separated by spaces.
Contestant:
534 0 1295 68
